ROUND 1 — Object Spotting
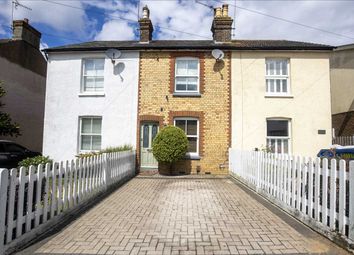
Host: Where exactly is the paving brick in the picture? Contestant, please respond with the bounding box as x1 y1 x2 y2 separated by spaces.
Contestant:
17 178 349 255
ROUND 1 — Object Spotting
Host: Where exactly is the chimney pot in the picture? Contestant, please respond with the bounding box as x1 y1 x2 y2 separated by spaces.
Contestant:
24 18 29 23
215 7 222 17
222 4 229 17
139 5 153 43
142 5 150 19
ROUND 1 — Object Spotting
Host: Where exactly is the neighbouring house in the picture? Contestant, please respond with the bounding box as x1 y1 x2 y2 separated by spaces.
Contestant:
232 45 333 157
0 19 46 152
43 4 334 172
330 44 354 137
42 45 139 161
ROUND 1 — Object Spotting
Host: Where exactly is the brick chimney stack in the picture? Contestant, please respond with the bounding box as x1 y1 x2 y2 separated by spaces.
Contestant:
211 5 233 43
12 19 41 49
139 5 153 43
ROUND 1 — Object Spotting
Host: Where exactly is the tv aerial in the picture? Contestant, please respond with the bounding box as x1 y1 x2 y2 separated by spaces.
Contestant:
105 49 121 64
11 0 32 30
211 49 224 62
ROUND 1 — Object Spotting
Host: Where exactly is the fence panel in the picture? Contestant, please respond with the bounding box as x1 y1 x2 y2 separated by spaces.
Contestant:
0 150 136 254
229 148 354 245
333 135 354 146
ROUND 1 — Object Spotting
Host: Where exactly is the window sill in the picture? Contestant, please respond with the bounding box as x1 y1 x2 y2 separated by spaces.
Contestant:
265 94 293 99
173 92 201 97
78 93 105 97
183 154 201 160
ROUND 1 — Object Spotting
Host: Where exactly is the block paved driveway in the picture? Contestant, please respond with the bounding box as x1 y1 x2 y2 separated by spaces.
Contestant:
17 177 350 255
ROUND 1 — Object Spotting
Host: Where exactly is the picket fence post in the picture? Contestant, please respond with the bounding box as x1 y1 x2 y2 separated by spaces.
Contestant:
349 161 354 241
0 169 8 255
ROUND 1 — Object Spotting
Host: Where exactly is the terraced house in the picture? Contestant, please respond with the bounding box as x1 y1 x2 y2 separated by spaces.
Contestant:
43 5 333 174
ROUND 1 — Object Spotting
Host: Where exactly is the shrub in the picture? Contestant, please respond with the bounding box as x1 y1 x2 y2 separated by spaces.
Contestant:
18 156 53 168
152 126 188 173
100 144 133 153
76 144 133 158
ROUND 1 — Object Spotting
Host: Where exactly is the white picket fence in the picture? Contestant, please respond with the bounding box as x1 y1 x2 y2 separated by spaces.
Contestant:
333 135 354 146
0 151 136 254
229 149 354 245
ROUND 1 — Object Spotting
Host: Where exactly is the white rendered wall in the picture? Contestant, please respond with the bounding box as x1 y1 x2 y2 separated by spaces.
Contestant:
231 51 332 157
43 51 139 161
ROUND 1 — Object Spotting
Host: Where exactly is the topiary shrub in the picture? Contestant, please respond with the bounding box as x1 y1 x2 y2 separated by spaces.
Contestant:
152 125 188 175
18 156 53 168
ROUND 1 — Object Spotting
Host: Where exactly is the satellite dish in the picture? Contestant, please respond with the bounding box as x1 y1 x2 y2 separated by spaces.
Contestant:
211 49 224 61
105 49 121 64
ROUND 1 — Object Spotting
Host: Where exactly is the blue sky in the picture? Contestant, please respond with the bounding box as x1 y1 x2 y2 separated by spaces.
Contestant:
0 0 354 49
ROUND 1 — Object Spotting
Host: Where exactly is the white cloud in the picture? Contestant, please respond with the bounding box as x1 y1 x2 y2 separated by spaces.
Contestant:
0 0 353 46
0 0 89 36
95 20 135 41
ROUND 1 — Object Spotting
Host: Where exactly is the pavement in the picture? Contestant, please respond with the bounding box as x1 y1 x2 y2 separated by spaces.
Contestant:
16 177 351 255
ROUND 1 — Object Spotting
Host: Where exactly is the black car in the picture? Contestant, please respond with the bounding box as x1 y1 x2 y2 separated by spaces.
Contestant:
0 140 41 169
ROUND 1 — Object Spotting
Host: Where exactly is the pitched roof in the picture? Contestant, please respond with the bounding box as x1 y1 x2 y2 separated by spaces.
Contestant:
44 39 334 53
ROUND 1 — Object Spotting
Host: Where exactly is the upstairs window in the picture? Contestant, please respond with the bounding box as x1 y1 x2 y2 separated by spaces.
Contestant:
79 117 102 152
265 59 290 95
82 59 105 92
175 58 199 93
266 119 290 154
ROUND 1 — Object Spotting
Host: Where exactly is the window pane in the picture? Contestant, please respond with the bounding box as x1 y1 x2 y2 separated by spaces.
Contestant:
176 84 187 91
276 61 281 75
84 59 95 75
269 80 274 92
275 80 281 92
267 120 288 136
281 60 288 75
187 60 198 75
143 125 149 148
92 136 101 150
81 135 91 150
84 77 96 91
187 84 197 91
94 59 105 76
152 125 158 142
94 77 104 90
283 139 289 154
176 60 188 75
186 120 198 135
175 120 186 131
270 139 275 153
187 137 197 153
269 61 275 75
277 139 282 153
282 79 288 93
81 119 92 133
176 77 187 91
92 119 102 134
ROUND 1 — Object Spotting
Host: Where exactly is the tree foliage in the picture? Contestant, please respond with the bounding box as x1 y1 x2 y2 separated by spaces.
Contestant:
152 125 188 164
0 82 20 137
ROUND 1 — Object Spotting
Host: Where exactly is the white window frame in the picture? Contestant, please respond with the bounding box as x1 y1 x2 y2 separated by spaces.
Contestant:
266 118 291 154
174 117 199 157
81 58 105 94
265 58 290 96
78 116 102 153
175 57 200 94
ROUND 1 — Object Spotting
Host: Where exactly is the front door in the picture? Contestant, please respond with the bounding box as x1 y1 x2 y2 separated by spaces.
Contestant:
140 123 159 169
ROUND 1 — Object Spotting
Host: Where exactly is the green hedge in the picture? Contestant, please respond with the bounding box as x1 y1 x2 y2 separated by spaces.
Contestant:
76 144 133 158
18 156 53 168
